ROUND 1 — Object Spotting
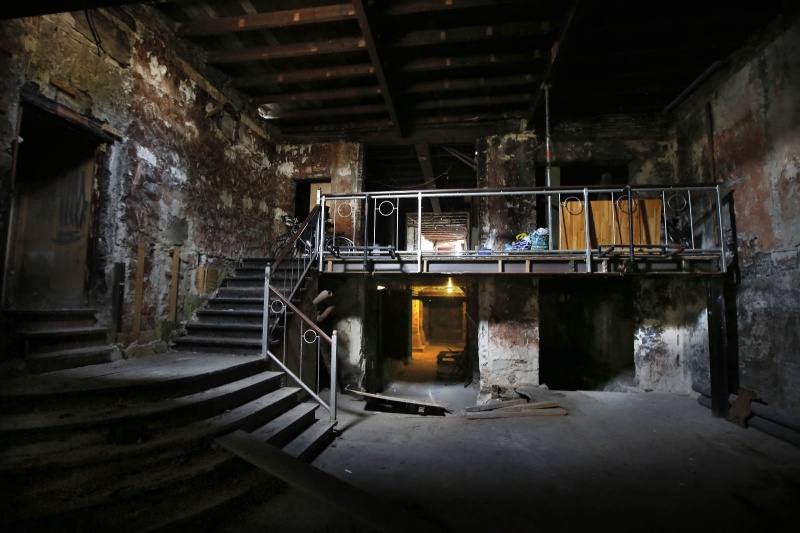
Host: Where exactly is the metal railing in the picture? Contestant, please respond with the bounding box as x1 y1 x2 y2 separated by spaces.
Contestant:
318 183 728 274
261 206 337 422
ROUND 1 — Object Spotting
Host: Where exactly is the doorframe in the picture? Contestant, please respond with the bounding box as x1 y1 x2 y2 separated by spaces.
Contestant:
1 90 118 308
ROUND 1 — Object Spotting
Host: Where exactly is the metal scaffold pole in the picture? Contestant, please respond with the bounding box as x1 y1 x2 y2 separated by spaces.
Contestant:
544 83 553 249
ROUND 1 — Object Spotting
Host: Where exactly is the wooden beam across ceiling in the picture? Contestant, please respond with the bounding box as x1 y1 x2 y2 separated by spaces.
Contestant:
395 21 553 48
260 104 387 120
412 93 531 111
406 74 539 94
383 0 524 16
403 51 542 72
231 64 376 88
176 4 356 37
207 37 366 64
352 0 405 138
256 86 382 105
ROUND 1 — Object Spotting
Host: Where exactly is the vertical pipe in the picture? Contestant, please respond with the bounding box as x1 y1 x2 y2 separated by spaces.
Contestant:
395 197 400 251
611 192 617 245
688 190 696 249
318 195 326 272
544 83 553 249
662 190 668 247
626 186 635 266
583 188 591 272
262 266 271 357
417 192 423 272
716 185 727 273
330 330 338 422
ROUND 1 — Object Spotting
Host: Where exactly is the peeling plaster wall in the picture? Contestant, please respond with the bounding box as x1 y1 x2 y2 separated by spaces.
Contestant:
477 277 539 401
633 279 709 393
673 15 800 415
476 132 538 249
0 8 356 342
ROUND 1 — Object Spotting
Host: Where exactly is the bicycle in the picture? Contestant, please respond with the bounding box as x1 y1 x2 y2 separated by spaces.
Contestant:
269 215 355 258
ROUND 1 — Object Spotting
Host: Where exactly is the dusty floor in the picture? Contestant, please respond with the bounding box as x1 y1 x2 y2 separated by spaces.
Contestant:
218 345 800 533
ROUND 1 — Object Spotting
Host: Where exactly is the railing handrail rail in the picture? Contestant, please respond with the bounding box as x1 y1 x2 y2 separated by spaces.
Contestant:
321 183 721 200
270 205 321 271
268 285 333 344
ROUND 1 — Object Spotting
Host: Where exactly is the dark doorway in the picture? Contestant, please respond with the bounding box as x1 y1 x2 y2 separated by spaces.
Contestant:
539 277 635 391
294 178 331 221
5 105 101 308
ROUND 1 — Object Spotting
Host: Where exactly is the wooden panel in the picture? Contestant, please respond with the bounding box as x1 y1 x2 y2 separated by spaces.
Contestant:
559 198 662 250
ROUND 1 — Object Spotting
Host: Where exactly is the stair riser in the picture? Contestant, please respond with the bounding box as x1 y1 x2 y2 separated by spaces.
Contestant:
194 314 264 326
206 302 264 311
25 332 109 355
0 359 270 415
172 343 263 356
294 424 336 462
26 349 114 374
264 409 317 448
183 327 262 338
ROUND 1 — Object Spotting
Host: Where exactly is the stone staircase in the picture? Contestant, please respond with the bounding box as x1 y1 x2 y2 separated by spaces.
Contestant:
1 308 115 374
173 257 314 356
0 353 336 532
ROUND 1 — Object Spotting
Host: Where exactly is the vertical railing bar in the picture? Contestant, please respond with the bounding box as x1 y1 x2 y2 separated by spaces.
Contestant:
417 192 423 272
611 192 617 246
372 199 378 245
299 324 303 383
627 186 635 267
316 339 321 396
395 198 400 251
330 330 338 422
716 185 727 273
318 196 326 271
262 266 271 357
662 190 668 246
363 195 369 270
583 187 591 272
688 189 696 249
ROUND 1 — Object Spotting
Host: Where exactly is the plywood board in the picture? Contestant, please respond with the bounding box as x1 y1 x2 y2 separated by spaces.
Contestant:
559 198 662 250
465 407 567 419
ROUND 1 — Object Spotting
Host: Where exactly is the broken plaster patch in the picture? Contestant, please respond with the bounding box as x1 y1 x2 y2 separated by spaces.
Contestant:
148 54 168 84
136 145 158 167
178 79 196 104
277 161 296 178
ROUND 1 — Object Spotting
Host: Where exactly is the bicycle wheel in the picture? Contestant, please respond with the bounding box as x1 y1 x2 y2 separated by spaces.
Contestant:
327 235 354 255
270 236 293 258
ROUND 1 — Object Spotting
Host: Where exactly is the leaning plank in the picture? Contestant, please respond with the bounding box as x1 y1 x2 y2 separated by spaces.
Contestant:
495 400 559 411
346 388 449 409
465 407 567 419
464 398 527 413
217 430 444 533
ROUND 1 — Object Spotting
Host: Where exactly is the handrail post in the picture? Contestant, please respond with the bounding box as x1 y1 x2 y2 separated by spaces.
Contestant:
417 191 423 272
330 330 338 422
626 185 635 268
716 184 727 273
583 187 591 272
363 194 369 270
262 266 271 356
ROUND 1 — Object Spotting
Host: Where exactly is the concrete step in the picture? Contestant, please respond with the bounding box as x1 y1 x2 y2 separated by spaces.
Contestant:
0 386 302 474
249 402 319 448
22 326 110 354
0 354 269 414
172 335 264 356
282 418 337 462
24 345 115 374
206 297 264 310
184 323 262 338
194 309 265 325
0 371 284 440
215 287 265 299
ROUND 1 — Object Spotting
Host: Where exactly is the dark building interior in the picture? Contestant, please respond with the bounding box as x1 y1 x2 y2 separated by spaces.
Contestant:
0 1 799 531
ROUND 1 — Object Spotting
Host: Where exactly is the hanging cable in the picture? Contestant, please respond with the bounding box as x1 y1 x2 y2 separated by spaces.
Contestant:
85 10 107 57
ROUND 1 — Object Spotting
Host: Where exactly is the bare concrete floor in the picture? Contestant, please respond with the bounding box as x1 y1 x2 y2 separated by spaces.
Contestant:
219 349 800 533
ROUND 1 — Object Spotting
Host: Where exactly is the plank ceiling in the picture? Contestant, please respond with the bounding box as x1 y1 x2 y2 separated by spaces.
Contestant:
2 1 793 195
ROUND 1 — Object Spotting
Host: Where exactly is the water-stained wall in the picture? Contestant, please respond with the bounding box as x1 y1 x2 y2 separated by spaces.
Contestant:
477 277 539 401
673 15 800 415
0 7 361 342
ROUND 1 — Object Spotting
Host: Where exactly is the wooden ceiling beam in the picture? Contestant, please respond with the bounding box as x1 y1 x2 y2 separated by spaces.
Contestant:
281 122 522 144
382 0 522 16
395 21 553 48
208 37 366 64
412 93 531 111
404 51 542 72
406 74 538 93
441 146 477 171
262 105 387 121
256 86 382 104
352 0 405 138
232 64 375 88
176 4 356 37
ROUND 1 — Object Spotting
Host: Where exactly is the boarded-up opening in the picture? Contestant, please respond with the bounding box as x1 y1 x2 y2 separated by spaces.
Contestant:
6 105 100 308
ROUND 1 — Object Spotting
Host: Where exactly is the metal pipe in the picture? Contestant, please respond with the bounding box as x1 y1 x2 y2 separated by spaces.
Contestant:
626 186 635 267
662 190 668 246
688 189 696 249
696 394 800 449
330 330 338 422
417 191 423 272
363 194 369 270
544 83 553 249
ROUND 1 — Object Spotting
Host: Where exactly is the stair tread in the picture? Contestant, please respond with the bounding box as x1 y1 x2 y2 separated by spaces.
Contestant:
21 326 108 337
25 345 114 360
250 402 319 444
185 323 262 331
0 371 284 433
174 335 262 345
0 353 266 400
283 419 337 460
196 309 264 316
0 386 302 472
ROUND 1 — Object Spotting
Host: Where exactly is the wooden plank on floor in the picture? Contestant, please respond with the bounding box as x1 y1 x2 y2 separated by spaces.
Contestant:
495 400 560 411
346 388 449 409
464 399 527 413
216 430 445 533
465 407 567 419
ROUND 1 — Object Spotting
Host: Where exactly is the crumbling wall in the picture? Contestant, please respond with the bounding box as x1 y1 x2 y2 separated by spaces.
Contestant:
672 15 800 415
0 7 360 345
477 277 539 402
632 278 709 393
476 131 538 249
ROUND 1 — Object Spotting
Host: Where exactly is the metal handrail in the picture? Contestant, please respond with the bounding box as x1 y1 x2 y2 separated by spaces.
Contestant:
318 183 728 274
